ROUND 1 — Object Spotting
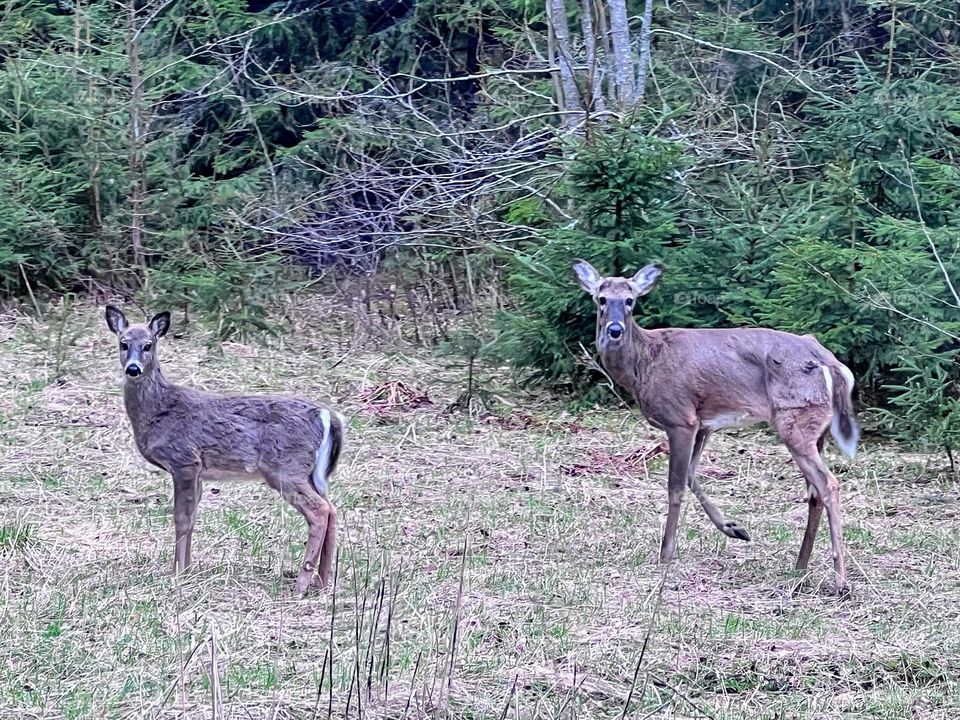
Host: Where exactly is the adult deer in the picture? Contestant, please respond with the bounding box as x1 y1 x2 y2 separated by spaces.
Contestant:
572 260 859 595
105 306 344 596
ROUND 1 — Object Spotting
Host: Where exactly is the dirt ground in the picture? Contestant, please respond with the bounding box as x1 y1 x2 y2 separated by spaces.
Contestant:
1 299 959 719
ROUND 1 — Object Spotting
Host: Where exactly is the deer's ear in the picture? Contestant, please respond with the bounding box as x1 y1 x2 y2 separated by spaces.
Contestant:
105 305 128 335
572 259 602 294
630 263 663 296
149 311 171 338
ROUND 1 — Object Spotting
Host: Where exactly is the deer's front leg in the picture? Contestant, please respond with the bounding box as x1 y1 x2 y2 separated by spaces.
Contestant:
660 425 697 563
171 463 202 574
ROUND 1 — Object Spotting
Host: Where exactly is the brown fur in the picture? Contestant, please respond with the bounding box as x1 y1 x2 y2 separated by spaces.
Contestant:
573 261 859 596
105 305 344 596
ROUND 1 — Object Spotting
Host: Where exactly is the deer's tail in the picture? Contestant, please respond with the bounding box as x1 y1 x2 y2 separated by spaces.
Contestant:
826 364 860 459
311 407 345 497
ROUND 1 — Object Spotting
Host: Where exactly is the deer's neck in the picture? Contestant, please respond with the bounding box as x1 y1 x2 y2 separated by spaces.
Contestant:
597 318 653 396
123 366 173 439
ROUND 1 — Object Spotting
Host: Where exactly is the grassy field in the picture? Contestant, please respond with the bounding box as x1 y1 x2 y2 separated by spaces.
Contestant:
1 299 959 719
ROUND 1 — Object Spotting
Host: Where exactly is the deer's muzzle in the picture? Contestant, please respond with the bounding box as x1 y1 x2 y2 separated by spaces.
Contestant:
606 321 624 340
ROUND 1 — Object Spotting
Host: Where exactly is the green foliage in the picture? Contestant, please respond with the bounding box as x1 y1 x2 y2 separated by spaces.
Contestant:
0 521 34 554
437 326 497 415
883 346 960 462
19 295 89 382
495 130 705 389
0 0 346 342
495 22 960 455
566 132 685 239
0 60 102 294
753 71 960 450
148 244 301 342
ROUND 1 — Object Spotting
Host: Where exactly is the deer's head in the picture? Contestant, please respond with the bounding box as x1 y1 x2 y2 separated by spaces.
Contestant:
572 259 663 349
105 306 170 380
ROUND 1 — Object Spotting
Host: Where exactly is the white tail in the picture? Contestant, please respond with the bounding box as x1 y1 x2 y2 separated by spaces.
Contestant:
828 364 860 459
312 408 344 496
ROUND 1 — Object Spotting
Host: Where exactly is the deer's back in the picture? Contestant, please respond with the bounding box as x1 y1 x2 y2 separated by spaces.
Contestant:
129 385 327 476
636 327 843 427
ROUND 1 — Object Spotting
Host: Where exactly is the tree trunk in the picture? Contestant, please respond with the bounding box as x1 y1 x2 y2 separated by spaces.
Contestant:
126 0 146 272
596 0 616 107
632 0 654 105
546 5 564 111
606 0 634 105
884 0 896 84
580 0 605 114
546 0 583 126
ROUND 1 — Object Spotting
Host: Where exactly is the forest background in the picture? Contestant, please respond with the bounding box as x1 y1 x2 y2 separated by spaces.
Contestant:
1 0 958 459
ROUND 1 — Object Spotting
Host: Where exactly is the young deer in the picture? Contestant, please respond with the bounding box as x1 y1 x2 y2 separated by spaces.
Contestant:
572 260 860 595
105 306 344 596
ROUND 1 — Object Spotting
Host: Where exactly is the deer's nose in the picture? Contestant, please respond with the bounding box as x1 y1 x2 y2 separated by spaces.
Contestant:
125 364 142 377
607 322 624 339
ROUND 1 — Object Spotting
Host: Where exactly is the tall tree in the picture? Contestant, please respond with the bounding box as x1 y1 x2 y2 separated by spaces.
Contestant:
547 0 583 124
606 0 635 104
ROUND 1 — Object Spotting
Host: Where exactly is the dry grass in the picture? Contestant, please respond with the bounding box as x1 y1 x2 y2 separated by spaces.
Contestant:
1 298 960 719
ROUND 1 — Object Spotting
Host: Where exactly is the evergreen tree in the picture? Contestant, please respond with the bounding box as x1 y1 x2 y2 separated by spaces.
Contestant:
496 129 701 389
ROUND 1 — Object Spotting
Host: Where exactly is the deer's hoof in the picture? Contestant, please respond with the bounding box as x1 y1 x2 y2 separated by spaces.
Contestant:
658 550 677 564
835 583 851 601
723 521 751 542
294 575 329 598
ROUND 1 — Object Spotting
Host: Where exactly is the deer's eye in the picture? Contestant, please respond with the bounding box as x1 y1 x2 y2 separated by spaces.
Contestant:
625 298 634 307
143 342 153 352
598 296 607 306
120 341 128 351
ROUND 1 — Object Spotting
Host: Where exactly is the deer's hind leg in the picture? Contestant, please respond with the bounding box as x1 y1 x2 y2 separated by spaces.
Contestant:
687 429 751 542
776 409 848 596
317 500 337 589
268 474 332 597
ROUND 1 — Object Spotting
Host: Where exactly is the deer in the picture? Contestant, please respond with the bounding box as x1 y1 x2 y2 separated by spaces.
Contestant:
572 259 860 596
104 305 344 596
